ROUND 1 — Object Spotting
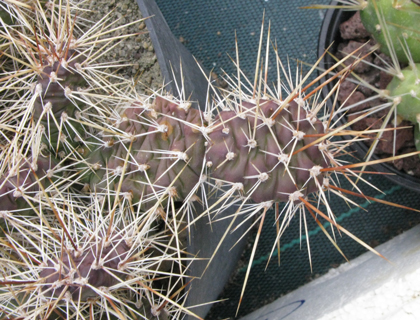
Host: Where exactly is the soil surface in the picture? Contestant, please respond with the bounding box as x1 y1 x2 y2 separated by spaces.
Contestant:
77 0 163 93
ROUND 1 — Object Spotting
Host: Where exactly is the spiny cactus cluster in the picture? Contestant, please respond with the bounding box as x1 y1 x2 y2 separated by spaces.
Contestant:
306 0 420 164
79 95 328 207
0 194 188 319
0 1 194 319
360 0 420 155
0 0 419 319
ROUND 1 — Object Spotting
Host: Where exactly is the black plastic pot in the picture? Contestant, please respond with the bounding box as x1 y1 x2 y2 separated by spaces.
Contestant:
318 4 420 193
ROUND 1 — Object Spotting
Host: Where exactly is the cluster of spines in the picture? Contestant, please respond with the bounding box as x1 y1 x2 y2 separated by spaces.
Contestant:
0 1 195 319
77 93 331 209
305 0 420 161
2 0 420 319
0 192 192 319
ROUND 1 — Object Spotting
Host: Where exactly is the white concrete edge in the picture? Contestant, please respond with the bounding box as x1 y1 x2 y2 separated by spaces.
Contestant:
240 224 420 320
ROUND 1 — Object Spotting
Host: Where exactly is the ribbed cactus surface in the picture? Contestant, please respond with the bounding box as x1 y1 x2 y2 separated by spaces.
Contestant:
360 0 420 63
77 95 329 207
2 1 417 319
387 63 420 124
207 99 327 202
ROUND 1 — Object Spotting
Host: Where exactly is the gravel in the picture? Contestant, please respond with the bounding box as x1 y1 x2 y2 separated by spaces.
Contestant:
76 0 162 93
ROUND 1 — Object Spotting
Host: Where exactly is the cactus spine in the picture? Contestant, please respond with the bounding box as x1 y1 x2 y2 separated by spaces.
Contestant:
1 1 420 319
360 1 420 147
0 1 194 319
305 0 420 160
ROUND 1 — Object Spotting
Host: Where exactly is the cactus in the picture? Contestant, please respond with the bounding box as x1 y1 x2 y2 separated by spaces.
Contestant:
359 1 420 146
78 96 328 208
1 1 420 319
386 63 420 124
0 192 192 319
305 0 420 163
0 2 194 319
304 0 420 63
359 0 420 64
33 50 88 151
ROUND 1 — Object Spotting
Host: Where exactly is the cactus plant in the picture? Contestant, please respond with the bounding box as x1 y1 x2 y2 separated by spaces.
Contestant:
0 1 195 319
1 0 420 319
386 63 420 124
305 0 420 63
305 0 420 168
359 0 420 63
0 191 193 319
360 1 420 158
